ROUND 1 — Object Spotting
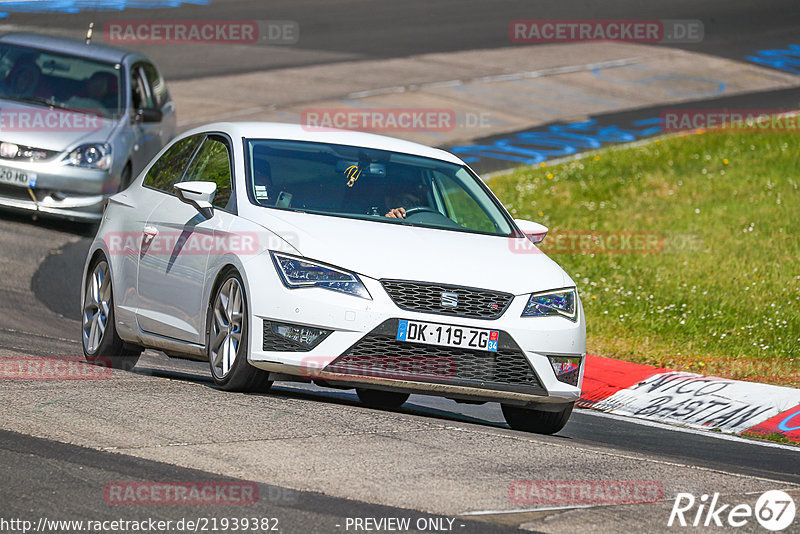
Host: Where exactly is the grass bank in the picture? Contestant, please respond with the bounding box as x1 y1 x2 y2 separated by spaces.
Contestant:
490 129 799 386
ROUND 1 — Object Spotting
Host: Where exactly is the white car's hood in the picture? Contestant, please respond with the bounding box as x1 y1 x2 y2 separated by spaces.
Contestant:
251 209 571 295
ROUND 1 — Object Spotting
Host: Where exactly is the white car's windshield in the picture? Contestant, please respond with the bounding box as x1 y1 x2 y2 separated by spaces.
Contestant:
0 43 122 118
245 139 514 236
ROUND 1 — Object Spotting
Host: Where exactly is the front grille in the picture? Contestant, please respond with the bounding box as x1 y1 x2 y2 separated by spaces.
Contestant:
325 321 543 393
381 280 513 320
0 183 36 201
0 141 58 162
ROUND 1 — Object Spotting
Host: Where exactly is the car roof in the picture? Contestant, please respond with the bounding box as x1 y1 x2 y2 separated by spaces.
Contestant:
184 122 465 165
0 32 136 64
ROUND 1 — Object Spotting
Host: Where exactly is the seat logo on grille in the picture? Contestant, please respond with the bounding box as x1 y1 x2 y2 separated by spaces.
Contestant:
441 292 459 308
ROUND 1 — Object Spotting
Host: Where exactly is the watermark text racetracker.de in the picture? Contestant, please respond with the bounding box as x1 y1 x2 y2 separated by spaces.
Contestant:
300 355 456 381
301 108 491 133
0 108 102 133
510 230 703 255
661 109 800 133
105 20 299 45
103 230 299 256
509 19 703 43
0 355 111 380
509 480 664 506
105 481 263 506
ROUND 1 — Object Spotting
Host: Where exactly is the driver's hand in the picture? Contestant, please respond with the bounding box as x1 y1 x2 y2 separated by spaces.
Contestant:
385 207 406 218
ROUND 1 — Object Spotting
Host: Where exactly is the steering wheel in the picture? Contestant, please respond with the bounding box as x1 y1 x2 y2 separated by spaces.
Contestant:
402 206 441 218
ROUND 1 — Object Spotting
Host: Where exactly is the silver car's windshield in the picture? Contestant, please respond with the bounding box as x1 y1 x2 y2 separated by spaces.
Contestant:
245 139 514 237
0 43 122 118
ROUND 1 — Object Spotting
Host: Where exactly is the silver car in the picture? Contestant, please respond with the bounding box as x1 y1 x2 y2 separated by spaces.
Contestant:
0 33 176 222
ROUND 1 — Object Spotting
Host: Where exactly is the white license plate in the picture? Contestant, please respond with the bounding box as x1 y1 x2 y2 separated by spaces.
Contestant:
396 319 499 352
0 166 36 188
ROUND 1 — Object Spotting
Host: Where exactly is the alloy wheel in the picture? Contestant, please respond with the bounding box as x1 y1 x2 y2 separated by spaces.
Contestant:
82 260 111 354
210 277 245 378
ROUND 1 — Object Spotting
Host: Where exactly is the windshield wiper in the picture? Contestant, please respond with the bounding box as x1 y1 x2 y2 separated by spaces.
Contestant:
6 95 65 108
4 95 112 117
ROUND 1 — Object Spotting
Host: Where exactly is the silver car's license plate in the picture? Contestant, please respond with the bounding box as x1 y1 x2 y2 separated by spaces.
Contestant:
396 319 499 352
0 166 37 188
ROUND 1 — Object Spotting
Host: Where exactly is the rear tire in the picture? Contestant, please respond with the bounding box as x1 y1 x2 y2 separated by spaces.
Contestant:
207 268 272 392
82 255 141 371
356 388 410 409
501 402 574 435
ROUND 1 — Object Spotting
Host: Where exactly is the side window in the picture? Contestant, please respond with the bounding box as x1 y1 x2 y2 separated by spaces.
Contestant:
141 62 169 108
144 136 203 192
183 136 234 210
434 172 497 233
131 64 154 110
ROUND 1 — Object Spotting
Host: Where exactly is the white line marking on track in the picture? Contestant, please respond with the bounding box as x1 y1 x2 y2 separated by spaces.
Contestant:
346 57 643 100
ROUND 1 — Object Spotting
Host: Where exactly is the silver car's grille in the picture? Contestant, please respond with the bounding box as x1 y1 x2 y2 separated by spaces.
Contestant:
324 320 543 393
381 280 513 320
0 183 40 201
0 141 59 162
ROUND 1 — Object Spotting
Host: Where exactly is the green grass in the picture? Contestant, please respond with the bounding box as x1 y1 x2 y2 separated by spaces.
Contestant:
741 431 799 446
489 130 800 386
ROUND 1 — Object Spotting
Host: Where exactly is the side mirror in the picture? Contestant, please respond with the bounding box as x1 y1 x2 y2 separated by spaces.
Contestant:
174 181 216 219
135 107 163 123
514 218 548 244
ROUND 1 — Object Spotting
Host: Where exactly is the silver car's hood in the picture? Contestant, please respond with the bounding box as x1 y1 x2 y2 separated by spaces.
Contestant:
249 208 571 295
0 100 119 150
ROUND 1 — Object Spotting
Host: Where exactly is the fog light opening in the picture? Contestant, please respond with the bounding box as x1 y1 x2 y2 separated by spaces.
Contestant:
547 355 582 386
271 321 330 349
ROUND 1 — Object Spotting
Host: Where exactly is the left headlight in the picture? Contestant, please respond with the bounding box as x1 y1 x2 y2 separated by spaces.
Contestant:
522 287 577 320
63 143 112 171
270 252 371 300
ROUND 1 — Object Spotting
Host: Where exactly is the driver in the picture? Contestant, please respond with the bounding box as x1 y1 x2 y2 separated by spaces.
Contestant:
385 193 422 219
65 71 116 111
384 192 420 218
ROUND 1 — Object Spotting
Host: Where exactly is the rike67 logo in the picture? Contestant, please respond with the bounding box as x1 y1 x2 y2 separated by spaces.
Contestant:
669 490 796 531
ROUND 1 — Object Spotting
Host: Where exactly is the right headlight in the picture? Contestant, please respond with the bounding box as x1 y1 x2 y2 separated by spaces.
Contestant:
270 252 371 300
63 143 112 171
522 287 577 320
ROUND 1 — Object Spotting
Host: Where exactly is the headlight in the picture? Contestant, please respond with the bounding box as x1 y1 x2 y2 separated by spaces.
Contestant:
522 287 577 320
63 143 112 170
270 252 371 299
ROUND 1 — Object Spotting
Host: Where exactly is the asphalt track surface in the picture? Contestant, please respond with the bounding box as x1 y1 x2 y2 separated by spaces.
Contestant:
0 0 797 79
1 1 799 532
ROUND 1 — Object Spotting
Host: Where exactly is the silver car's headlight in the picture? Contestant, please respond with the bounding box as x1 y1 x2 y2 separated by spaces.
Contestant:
63 143 112 171
270 252 371 299
522 288 577 320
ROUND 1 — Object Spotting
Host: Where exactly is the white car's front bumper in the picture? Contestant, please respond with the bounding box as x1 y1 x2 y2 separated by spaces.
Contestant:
245 269 585 407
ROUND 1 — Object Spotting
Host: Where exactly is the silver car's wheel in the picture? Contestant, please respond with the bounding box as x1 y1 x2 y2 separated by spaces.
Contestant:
81 255 140 369
83 260 112 354
210 277 244 379
207 269 272 392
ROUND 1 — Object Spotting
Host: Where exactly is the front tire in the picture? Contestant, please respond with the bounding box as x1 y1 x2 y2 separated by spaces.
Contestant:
356 388 410 409
207 269 272 392
82 256 140 370
502 402 574 435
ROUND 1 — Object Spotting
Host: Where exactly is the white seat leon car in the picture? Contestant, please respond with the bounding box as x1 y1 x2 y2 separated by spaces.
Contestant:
82 122 586 434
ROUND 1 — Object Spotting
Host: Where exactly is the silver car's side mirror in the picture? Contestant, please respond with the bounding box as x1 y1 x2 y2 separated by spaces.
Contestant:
134 108 163 124
514 218 548 244
174 181 216 219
